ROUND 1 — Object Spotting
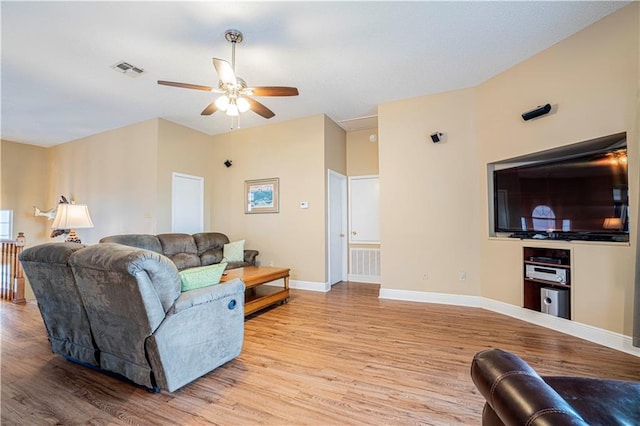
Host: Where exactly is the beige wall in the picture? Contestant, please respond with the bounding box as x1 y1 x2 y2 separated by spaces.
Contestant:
324 115 347 176
346 128 380 252
347 129 379 176
47 119 159 243
1 140 51 300
378 3 639 336
156 119 216 232
1 140 50 245
476 4 639 335
379 87 481 295
208 114 330 284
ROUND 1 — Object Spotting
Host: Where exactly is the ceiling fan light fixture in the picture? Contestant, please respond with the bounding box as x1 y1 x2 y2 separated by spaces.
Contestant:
237 97 250 113
226 102 239 116
215 95 230 111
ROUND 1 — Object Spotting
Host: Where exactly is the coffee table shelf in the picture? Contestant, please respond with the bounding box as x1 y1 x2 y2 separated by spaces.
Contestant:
220 266 290 315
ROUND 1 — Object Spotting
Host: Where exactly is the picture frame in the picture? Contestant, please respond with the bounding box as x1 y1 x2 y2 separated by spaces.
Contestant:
245 178 279 214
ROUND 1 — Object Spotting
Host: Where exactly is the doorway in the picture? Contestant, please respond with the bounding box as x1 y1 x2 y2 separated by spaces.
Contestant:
328 170 347 286
172 173 204 234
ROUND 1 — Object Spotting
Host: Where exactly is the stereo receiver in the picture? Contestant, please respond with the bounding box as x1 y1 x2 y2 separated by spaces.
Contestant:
525 264 568 284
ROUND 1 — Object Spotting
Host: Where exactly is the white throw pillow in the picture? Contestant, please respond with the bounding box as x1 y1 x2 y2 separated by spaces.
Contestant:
223 240 245 263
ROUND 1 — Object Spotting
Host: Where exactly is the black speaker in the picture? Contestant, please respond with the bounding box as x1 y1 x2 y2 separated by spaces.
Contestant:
430 132 443 143
522 104 551 121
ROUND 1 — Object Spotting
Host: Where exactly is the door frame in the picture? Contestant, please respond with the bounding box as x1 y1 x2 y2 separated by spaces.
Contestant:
327 170 348 286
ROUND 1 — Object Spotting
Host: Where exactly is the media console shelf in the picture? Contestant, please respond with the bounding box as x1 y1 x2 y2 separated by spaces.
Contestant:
523 247 571 319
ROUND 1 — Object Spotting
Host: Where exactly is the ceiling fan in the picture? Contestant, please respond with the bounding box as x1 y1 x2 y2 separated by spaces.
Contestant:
158 29 299 120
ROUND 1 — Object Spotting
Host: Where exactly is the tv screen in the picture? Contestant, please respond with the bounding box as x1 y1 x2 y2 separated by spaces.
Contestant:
494 148 629 242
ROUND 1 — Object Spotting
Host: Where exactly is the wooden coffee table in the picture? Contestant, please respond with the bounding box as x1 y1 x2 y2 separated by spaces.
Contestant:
220 266 290 315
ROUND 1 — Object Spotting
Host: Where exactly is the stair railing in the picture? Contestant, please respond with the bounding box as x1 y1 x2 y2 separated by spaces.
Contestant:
1 233 26 304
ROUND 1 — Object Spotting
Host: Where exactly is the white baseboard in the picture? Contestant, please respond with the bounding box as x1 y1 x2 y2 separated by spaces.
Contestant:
348 274 381 284
290 279 330 292
379 288 640 357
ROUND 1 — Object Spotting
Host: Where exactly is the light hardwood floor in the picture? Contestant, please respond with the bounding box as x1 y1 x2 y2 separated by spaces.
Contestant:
2 281 639 425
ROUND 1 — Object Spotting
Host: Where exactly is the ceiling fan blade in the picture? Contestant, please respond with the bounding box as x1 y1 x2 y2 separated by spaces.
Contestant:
247 98 275 119
250 87 299 97
212 58 236 86
157 80 213 91
201 101 218 116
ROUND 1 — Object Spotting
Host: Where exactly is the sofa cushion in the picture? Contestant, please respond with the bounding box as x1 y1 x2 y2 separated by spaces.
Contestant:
223 240 245 263
157 233 201 270
179 263 228 292
193 232 228 266
100 234 163 253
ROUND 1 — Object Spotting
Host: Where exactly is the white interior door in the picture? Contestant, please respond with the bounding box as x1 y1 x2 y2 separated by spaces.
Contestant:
172 173 204 234
349 175 380 244
328 170 347 285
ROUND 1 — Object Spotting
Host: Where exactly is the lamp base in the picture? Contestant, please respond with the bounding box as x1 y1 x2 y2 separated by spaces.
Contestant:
64 229 82 244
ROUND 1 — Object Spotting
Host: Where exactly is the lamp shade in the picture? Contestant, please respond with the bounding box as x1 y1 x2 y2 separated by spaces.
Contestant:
602 217 623 230
51 204 94 230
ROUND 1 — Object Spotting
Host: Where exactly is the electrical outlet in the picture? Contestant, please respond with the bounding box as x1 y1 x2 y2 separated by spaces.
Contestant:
459 271 467 281
423 272 429 280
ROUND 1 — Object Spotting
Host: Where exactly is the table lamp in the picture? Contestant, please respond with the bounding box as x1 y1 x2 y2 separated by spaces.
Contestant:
51 204 94 243
602 217 623 231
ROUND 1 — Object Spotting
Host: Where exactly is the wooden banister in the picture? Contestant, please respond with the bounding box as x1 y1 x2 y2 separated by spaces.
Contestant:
1 234 26 304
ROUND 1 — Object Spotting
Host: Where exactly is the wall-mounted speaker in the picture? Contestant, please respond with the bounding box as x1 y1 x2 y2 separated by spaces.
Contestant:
430 132 443 143
522 104 552 121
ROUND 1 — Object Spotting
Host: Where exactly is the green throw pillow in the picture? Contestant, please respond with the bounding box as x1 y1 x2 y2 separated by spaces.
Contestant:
179 262 228 292
223 240 245 263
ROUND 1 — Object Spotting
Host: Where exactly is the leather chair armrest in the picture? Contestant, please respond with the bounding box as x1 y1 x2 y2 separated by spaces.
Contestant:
471 349 588 426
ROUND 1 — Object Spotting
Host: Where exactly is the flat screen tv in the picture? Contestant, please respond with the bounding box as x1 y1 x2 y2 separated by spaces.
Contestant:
493 146 629 242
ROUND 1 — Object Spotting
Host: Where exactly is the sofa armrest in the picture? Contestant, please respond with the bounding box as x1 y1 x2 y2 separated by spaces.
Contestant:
243 249 259 266
471 349 588 426
167 278 245 315
146 277 245 391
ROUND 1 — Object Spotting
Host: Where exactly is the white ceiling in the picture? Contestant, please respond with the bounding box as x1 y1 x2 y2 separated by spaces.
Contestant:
1 1 630 147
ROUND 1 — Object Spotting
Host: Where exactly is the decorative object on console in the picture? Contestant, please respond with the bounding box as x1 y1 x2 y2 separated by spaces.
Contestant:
51 203 94 243
15 232 26 247
521 103 552 121
430 132 443 143
34 195 73 238
245 178 279 214
603 217 623 230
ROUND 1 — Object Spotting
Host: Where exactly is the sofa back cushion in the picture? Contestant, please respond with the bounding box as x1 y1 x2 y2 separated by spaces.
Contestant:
19 242 98 365
193 232 229 266
99 234 163 254
157 233 201 270
69 243 182 389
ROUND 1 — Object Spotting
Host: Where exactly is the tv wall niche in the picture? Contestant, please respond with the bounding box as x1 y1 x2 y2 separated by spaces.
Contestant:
490 132 628 243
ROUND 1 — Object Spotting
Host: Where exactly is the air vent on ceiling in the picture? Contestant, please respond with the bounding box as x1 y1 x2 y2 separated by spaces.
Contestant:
111 61 145 78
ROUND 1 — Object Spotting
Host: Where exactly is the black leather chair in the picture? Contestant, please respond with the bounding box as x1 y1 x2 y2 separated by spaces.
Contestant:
470 348 640 425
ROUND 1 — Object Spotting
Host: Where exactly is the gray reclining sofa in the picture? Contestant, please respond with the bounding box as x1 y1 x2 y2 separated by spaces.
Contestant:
20 232 252 392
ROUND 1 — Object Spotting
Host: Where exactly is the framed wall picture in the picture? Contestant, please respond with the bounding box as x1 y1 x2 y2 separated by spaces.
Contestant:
245 178 279 214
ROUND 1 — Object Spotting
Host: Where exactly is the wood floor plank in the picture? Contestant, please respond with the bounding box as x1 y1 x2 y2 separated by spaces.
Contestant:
2 281 639 425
